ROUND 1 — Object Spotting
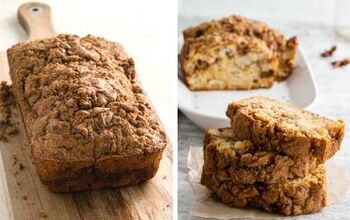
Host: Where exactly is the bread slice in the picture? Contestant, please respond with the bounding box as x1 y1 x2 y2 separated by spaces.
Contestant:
183 15 298 81
203 128 317 184
226 96 344 163
8 34 168 192
180 33 278 90
201 165 327 216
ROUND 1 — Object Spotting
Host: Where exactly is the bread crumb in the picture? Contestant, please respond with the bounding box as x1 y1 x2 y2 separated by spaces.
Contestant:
0 82 18 142
321 45 336 57
38 211 48 218
19 163 25 170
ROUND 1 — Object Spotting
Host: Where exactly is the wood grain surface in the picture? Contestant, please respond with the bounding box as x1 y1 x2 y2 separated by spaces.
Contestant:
0 2 172 220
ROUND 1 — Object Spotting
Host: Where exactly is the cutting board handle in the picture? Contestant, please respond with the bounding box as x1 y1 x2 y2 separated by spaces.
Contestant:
18 2 57 41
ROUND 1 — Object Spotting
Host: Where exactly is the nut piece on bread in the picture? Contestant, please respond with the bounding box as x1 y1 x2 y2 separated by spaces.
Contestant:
203 128 318 184
7 34 168 192
183 15 298 83
201 165 327 216
180 33 278 90
226 96 345 164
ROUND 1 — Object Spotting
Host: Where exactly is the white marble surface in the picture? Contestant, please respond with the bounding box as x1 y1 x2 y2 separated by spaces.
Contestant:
179 1 350 219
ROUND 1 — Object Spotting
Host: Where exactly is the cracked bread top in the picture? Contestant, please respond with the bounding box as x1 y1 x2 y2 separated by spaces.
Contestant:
7 34 167 164
226 96 344 161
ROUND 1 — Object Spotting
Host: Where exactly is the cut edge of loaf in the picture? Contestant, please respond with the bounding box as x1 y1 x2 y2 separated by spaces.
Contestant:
201 165 327 216
182 15 298 82
7 34 168 192
203 128 318 184
180 33 278 91
226 96 345 163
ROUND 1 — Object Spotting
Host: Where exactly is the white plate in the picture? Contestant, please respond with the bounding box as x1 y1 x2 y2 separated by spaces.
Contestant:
178 48 318 129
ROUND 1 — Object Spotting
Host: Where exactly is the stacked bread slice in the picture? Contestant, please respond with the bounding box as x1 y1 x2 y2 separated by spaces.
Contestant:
180 15 298 91
201 96 345 215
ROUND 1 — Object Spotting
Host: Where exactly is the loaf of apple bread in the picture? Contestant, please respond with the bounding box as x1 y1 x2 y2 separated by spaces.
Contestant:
183 15 298 83
7 34 168 192
202 165 327 216
226 96 345 164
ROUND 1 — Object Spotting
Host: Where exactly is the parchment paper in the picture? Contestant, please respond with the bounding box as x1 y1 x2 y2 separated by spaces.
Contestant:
187 146 350 219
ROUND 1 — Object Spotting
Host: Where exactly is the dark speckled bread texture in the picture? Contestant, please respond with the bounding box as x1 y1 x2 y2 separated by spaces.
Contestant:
7 34 167 192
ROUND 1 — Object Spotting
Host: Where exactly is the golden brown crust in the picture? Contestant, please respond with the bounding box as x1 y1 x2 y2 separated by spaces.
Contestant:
203 128 318 185
7 34 167 192
180 33 278 90
183 15 298 81
201 166 327 216
42 151 162 192
226 96 345 163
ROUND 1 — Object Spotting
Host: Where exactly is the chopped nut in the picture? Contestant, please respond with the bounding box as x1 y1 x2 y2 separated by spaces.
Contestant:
286 36 298 48
233 140 252 154
96 95 107 106
196 59 209 70
253 112 270 122
331 58 350 67
79 100 92 109
72 124 89 138
261 69 275 78
320 45 336 58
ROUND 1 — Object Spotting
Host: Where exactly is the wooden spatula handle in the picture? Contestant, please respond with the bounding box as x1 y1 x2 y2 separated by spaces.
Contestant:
17 2 57 41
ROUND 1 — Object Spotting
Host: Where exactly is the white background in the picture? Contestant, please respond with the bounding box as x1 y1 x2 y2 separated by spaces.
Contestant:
179 0 350 219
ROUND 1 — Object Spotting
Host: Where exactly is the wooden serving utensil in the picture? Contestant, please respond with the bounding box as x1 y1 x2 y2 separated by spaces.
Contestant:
18 2 57 41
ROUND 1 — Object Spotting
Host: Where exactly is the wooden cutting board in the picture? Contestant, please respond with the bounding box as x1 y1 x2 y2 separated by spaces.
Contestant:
0 2 172 220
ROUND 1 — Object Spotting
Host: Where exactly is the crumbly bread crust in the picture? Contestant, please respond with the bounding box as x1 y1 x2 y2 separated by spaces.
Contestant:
226 96 344 163
7 34 167 192
183 15 298 81
180 33 278 90
203 128 317 184
201 165 327 216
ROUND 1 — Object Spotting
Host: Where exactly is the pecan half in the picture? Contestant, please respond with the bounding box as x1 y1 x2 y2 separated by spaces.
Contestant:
321 46 336 58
